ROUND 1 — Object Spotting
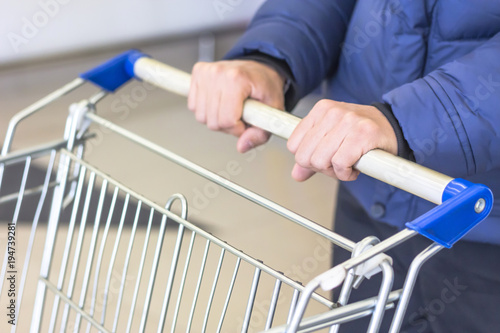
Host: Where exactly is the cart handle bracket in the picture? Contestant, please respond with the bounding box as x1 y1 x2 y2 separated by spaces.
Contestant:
79 49 148 92
405 179 493 248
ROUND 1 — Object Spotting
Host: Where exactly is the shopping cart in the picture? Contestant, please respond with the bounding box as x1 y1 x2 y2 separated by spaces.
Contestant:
0 50 493 333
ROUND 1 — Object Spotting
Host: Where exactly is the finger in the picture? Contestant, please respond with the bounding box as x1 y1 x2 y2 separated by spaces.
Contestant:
331 134 365 181
287 114 317 154
291 163 316 182
206 87 221 130
188 76 198 112
287 100 333 154
222 122 247 137
188 63 202 112
294 110 335 170
237 127 271 153
219 83 247 136
194 80 208 124
309 120 350 172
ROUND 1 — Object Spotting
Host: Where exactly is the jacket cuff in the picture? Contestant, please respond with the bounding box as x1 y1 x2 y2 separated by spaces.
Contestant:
372 102 414 161
232 52 301 111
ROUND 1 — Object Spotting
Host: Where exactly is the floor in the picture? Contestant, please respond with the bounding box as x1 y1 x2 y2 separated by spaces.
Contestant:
0 32 341 332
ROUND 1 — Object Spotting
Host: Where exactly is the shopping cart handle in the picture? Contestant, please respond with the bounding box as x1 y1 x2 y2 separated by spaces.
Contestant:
80 50 493 214
128 53 456 204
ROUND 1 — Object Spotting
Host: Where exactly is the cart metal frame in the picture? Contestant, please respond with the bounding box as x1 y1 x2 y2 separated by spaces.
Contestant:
0 50 493 332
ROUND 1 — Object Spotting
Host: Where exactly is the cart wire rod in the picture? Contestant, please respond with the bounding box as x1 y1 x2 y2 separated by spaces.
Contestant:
62 149 334 308
0 177 78 206
286 282 318 333
86 186 120 333
85 112 355 252
185 239 211 333
241 267 262 333
10 150 57 333
139 197 185 333
287 289 301 326
1 78 85 157
60 171 97 332
171 230 198 333
265 279 283 330
40 277 110 333
0 134 91 212
0 138 69 166
138 205 169 332
328 260 358 333
99 193 131 326
125 207 155 333
351 237 394 333
47 165 87 332
264 290 402 333
88 90 108 108
157 195 188 332
31 106 85 332
388 243 444 333
112 200 143 333
216 257 242 333
0 156 31 309
201 248 226 332
305 311 375 333
366 260 394 333
302 309 385 333
74 179 109 332
62 143 85 210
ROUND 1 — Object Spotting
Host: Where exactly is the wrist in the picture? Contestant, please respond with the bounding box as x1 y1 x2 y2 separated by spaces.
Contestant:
248 60 286 91
372 102 414 160
231 52 299 111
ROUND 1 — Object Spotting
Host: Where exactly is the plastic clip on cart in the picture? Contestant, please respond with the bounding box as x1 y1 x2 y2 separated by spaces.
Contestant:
0 50 493 333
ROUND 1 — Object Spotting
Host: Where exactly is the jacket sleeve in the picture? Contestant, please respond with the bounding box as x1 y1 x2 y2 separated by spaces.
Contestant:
383 32 500 178
225 0 357 100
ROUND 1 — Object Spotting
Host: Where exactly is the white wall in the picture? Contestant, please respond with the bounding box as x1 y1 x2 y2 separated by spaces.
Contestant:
1 0 265 65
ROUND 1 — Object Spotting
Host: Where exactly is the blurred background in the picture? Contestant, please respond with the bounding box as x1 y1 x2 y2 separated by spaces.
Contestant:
1 0 266 65
1 1 340 331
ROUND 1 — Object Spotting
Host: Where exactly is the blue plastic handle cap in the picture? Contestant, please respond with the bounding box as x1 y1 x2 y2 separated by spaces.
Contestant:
406 179 493 248
79 49 150 92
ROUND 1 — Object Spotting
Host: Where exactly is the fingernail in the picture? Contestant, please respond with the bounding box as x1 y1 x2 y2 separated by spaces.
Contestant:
241 141 252 152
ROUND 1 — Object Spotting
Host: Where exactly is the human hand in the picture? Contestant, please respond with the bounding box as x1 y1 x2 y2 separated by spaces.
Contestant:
287 100 398 182
188 60 285 153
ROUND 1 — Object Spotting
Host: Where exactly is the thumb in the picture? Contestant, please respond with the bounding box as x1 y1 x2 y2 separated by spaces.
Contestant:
236 127 271 153
291 163 316 182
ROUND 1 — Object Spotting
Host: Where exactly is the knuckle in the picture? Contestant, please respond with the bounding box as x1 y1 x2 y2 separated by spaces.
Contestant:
208 63 224 76
340 111 359 124
195 112 206 123
192 61 207 74
331 155 347 172
206 122 220 131
286 140 297 153
295 153 310 168
219 117 237 129
337 171 350 182
310 153 329 170
358 119 379 136
315 99 334 110
226 67 245 81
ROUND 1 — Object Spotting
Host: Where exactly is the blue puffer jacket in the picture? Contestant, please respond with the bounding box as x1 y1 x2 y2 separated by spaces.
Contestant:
226 0 500 244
